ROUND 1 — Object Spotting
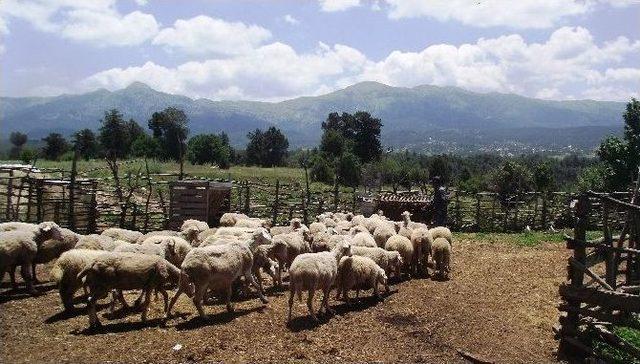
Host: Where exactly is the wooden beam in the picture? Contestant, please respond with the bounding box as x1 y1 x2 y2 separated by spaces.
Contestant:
569 257 614 291
559 285 640 312
593 324 640 359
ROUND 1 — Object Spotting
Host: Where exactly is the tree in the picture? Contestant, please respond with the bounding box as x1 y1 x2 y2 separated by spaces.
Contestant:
490 161 533 203
187 133 232 168
429 155 452 184
597 98 640 190
131 134 160 159
41 133 68 160
245 127 289 167
127 119 146 146
320 129 347 159
310 155 334 184
148 107 189 161
99 109 131 159
73 129 99 160
9 132 28 158
320 111 382 163
533 161 554 192
20 147 38 165
336 152 361 187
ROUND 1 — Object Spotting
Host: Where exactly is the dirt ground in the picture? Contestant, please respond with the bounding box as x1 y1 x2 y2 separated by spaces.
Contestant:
0 239 569 363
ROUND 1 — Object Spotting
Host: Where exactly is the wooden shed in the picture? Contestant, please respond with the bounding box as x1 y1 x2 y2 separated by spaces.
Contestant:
376 193 432 222
168 180 232 229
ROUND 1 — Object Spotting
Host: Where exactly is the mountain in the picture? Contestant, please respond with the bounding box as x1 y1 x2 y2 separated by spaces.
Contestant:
0 81 625 153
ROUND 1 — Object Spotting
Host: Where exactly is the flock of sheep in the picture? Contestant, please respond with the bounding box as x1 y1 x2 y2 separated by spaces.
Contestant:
0 210 453 329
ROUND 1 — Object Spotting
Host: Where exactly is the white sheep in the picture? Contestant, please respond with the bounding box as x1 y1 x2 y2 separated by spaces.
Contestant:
308 222 327 235
234 217 270 229
432 237 452 279
0 222 61 294
166 237 269 318
135 230 180 244
351 231 377 248
138 236 193 267
351 246 403 278
336 255 388 303
384 235 414 278
180 219 209 233
219 212 249 227
50 249 105 310
30 227 79 283
429 226 453 245
101 227 143 243
270 218 305 236
287 242 353 322
78 252 186 328
0 222 37 232
410 227 433 275
373 224 396 248
75 234 125 251
196 228 218 243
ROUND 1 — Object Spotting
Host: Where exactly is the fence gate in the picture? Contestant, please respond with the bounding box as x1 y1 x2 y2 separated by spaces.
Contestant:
168 180 231 229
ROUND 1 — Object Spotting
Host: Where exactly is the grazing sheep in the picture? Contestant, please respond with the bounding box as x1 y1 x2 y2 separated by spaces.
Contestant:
252 245 279 291
0 222 62 294
181 219 209 233
373 224 396 248
78 252 186 328
431 237 452 279
351 246 403 278
351 232 377 248
135 230 180 244
234 217 270 229
410 228 433 275
310 231 334 253
336 255 388 303
101 228 143 243
429 226 453 245
196 228 218 243
384 235 414 277
287 242 353 322
219 212 249 227
31 227 79 282
50 249 105 310
166 237 269 318
308 222 327 235
74 234 124 251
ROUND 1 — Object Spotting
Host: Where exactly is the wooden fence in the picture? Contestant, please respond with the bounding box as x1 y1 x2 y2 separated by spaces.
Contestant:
556 190 640 361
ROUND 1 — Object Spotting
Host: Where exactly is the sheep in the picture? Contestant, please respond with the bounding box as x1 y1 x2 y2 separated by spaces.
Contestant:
78 252 186 328
114 242 164 258
252 245 279 291
351 231 377 248
410 228 433 275
287 241 353 322
135 230 180 244
0 222 62 294
351 246 403 278
270 218 305 236
0 222 37 232
350 215 367 228
373 224 396 248
336 255 388 303
334 220 352 234
214 226 258 238
321 217 337 228
384 235 414 278
431 237 452 279
180 219 209 233
196 228 218 243
50 249 105 310
349 224 369 235
310 231 334 253
429 226 453 245
75 234 125 251
181 226 202 246
31 227 79 282
234 217 270 229
219 212 249 227
101 228 143 243
166 237 269 318
308 222 327 235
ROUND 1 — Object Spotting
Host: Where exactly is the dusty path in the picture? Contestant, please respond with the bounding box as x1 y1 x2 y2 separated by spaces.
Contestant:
0 240 568 363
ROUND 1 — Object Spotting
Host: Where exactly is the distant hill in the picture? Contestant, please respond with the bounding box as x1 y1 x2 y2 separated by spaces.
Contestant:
0 81 625 153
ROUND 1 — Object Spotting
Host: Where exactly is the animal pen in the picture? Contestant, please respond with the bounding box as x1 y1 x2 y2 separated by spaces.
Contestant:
556 190 640 361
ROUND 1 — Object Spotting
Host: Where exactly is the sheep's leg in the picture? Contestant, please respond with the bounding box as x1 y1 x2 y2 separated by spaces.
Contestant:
117 290 131 310
276 263 283 287
193 282 208 318
225 284 234 313
159 287 169 313
166 287 183 318
133 289 145 308
140 289 153 322
87 295 101 328
20 263 37 295
7 267 16 289
244 271 268 304
343 288 350 305
307 289 317 321
31 263 39 284
322 287 334 315
287 287 295 322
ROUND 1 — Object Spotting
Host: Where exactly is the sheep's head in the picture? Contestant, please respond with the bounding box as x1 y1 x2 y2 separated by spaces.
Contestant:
253 228 273 246
393 222 401 233
337 241 352 259
345 212 354 221
290 218 302 229
35 221 62 244
181 226 200 244
377 268 388 285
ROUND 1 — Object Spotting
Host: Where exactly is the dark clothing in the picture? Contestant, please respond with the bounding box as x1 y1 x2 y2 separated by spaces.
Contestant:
432 186 449 226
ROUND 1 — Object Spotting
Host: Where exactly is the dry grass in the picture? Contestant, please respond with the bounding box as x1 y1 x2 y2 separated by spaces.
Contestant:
0 239 568 363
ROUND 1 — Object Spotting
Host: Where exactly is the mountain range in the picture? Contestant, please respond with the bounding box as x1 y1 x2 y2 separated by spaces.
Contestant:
0 81 626 153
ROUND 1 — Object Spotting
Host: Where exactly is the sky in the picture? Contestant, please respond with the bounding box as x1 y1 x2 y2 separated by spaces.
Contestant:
0 0 639 102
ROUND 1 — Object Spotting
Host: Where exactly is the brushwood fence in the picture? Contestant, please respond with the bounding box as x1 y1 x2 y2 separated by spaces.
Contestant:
0 164 632 232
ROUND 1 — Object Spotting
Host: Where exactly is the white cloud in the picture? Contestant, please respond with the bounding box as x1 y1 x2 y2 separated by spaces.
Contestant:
153 15 271 56
134 0 149 5
68 26 640 102
0 0 159 46
283 14 299 25
319 0 361 12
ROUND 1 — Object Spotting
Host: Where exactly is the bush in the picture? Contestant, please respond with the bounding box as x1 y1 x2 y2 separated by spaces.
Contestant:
20 147 38 164
310 156 334 184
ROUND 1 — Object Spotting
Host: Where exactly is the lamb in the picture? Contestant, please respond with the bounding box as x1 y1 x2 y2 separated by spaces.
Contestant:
287 242 353 322
101 228 143 243
219 212 249 227
351 246 403 278
0 222 62 294
431 237 452 279
74 234 125 251
336 255 388 303
410 228 433 275
351 231 377 248
50 249 105 310
180 219 209 233
384 235 414 278
78 252 186 328
429 226 453 245
166 237 269 318
397 211 414 240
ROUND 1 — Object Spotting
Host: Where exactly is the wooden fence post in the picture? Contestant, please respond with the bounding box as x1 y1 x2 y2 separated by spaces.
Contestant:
68 150 78 231
36 180 43 222
333 181 339 212
541 193 548 230
602 201 616 288
6 169 13 220
88 181 97 234
352 187 357 213
26 179 33 222
564 194 590 337
475 193 481 231
302 189 308 226
244 180 250 215
272 179 280 226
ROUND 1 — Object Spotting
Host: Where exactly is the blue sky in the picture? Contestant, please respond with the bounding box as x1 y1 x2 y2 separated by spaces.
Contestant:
1 0 639 101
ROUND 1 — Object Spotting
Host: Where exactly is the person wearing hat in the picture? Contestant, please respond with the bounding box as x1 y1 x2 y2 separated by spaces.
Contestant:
430 176 449 226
